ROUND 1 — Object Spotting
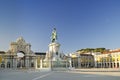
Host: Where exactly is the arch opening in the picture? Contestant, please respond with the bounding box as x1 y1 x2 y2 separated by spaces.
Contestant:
17 51 25 68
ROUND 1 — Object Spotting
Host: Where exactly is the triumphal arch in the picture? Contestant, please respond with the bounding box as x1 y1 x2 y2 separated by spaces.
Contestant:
4 37 36 69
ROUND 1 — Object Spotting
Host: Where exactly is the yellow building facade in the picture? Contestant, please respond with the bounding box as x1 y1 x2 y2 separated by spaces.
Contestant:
70 53 94 68
70 49 120 69
94 51 120 68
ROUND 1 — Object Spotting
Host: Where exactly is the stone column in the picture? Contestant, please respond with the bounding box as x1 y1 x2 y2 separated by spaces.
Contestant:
49 58 51 68
20 59 22 68
103 62 105 68
109 62 111 68
87 58 89 68
94 57 97 68
69 57 72 68
78 57 81 68
25 57 29 68
112 62 114 68
100 62 102 68
29 58 31 68
95 61 97 68
115 62 117 68
4 58 7 68
13 56 17 69
5 63 7 68
40 59 43 68
115 55 117 68
34 57 37 69
106 62 107 68
115 57 117 68
12 56 14 68
6 57 10 68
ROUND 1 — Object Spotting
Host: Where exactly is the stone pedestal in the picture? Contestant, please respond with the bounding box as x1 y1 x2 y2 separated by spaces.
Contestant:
49 42 60 61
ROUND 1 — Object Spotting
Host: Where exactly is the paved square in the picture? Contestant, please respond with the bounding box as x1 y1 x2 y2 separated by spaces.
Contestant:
0 70 120 80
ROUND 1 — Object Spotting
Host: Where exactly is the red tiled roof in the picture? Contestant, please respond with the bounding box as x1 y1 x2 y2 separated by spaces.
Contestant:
102 50 120 54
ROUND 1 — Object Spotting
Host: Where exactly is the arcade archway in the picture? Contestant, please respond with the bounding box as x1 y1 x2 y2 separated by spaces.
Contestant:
17 51 25 68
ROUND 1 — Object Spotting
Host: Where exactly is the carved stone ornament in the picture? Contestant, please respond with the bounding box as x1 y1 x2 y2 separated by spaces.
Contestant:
8 37 33 55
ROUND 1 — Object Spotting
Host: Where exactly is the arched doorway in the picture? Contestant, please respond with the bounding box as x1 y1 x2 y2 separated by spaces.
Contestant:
17 51 25 68
1 61 5 68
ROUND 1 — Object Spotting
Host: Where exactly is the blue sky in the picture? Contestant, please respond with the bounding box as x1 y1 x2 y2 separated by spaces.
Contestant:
0 0 120 53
